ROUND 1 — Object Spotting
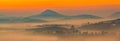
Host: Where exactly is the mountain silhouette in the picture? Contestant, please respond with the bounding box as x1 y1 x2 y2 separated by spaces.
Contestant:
28 9 69 21
27 10 101 21
20 17 46 23
0 15 46 23
0 10 102 23
0 15 14 23
39 9 66 17
30 9 67 18
73 14 101 19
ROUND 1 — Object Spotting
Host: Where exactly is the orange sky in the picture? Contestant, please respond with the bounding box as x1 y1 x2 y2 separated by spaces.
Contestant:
0 0 120 9
0 0 120 17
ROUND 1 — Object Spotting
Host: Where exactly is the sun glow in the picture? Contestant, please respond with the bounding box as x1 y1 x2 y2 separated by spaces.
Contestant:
0 0 120 9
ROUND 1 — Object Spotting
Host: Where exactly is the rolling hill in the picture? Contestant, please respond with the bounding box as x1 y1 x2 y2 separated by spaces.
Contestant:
80 19 120 31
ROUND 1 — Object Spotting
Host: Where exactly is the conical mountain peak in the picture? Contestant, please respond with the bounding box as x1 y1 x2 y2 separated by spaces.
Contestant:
44 9 55 12
35 9 66 17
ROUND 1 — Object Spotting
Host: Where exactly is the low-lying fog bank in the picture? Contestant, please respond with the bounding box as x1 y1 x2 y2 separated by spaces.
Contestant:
0 19 113 28
0 30 120 41
0 18 118 41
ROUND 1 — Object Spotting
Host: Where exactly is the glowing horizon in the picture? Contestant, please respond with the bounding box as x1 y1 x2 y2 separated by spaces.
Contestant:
0 0 120 17
0 0 120 9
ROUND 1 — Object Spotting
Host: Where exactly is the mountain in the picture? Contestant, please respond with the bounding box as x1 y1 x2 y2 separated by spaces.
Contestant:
28 9 68 21
27 10 101 21
0 10 102 23
0 15 14 23
0 15 46 23
37 9 66 18
72 14 101 19
63 14 102 20
109 12 120 18
20 18 46 23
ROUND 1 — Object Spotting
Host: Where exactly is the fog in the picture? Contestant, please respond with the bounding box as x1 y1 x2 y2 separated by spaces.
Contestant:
0 30 120 41
0 19 119 41
0 30 58 41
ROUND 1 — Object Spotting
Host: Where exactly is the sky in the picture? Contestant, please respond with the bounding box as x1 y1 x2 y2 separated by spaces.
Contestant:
0 0 120 17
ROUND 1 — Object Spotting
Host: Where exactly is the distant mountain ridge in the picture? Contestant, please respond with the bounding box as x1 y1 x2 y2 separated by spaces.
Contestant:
27 9 70 21
27 9 101 21
0 15 46 23
30 9 67 18
71 14 101 19
0 9 102 23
